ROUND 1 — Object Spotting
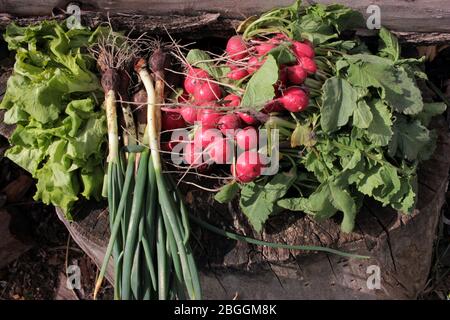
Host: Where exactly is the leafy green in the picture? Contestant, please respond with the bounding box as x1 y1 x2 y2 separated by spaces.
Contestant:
353 100 373 129
215 2 445 234
379 27 400 62
343 54 424 115
293 3 364 44
320 77 359 133
388 116 435 161
365 100 393 146
291 123 316 148
268 43 297 65
0 21 105 218
215 181 240 203
240 55 278 109
416 102 447 126
240 169 296 232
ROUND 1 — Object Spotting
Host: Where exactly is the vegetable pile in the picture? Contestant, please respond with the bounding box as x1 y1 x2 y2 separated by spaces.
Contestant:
91 33 200 300
161 0 447 233
0 22 106 217
1 0 447 301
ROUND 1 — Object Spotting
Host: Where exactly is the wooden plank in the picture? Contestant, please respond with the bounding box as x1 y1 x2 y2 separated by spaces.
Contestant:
1 11 449 45
1 0 450 33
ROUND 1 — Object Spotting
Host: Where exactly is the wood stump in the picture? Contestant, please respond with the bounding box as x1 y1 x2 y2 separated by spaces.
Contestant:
50 118 450 299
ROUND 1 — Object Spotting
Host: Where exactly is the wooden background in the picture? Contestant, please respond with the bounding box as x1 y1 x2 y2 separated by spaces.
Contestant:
1 0 450 33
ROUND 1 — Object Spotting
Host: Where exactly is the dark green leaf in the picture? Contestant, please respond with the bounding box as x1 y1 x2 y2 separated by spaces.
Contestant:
329 183 357 233
320 77 359 133
353 100 373 129
379 27 400 61
240 169 296 232
268 43 297 65
344 55 423 115
366 100 393 146
241 55 278 110
388 116 433 161
416 102 447 126
291 123 316 148
215 181 240 203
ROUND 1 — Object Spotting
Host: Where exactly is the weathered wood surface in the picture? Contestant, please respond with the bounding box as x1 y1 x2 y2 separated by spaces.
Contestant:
1 0 450 33
51 118 450 299
1 1 450 44
0 11 239 39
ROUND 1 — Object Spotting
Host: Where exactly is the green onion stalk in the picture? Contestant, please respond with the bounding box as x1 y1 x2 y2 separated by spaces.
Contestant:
95 66 127 299
135 49 202 299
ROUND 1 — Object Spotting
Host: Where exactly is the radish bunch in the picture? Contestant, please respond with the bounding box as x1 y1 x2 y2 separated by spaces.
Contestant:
225 33 316 114
164 32 317 183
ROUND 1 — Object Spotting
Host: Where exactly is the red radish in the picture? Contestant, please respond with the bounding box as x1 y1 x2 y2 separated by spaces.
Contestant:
197 108 222 128
233 151 264 183
208 138 232 164
180 107 198 124
218 114 241 134
267 33 287 45
193 81 222 103
255 43 276 56
303 39 313 47
184 68 210 94
298 56 317 74
237 112 258 125
279 66 288 85
287 64 307 84
226 35 248 60
263 99 284 113
247 56 265 75
279 87 309 112
161 111 186 131
235 127 258 150
292 41 315 59
227 68 249 80
226 61 239 70
184 142 203 165
223 94 241 108
274 67 288 92
193 127 222 149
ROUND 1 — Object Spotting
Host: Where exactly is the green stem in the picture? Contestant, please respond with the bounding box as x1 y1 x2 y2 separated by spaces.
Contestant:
266 116 297 129
156 211 168 300
190 215 370 259
121 150 149 300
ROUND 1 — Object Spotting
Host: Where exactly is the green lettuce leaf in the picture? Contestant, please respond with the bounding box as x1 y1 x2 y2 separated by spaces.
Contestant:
1 21 106 218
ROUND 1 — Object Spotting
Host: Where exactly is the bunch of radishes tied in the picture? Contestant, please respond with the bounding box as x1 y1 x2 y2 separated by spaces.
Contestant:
160 33 317 184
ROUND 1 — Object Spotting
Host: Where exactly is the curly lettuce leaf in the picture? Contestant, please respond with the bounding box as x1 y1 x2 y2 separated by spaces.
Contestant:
1 21 106 218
